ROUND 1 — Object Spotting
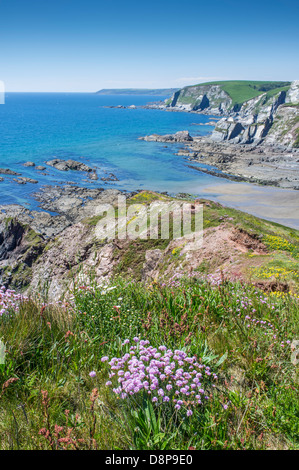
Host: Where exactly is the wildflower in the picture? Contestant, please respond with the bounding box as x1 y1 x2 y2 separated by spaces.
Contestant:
102 340 218 415
89 371 96 378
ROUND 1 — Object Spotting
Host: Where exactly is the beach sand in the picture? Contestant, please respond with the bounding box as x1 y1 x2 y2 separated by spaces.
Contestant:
202 182 299 229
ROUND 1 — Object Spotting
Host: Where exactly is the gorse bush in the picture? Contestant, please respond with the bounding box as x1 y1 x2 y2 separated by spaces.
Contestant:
0 274 298 450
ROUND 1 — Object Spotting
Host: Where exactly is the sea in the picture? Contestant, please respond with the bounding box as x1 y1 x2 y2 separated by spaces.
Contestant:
0 92 224 208
0 93 298 230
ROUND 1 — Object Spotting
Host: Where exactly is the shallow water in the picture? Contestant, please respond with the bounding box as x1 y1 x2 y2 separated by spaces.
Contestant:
0 93 298 229
0 93 221 206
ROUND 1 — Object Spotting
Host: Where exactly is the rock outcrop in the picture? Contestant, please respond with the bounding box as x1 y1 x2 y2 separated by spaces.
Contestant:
13 177 38 184
0 218 45 289
165 80 299 148
166 84 233 114
0 168 21 176
139 131 193 143
45 158 94 173
212 91 299 148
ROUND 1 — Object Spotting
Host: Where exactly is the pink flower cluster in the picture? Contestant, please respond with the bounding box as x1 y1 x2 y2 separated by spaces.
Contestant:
102 339 218 417
0 286 26 316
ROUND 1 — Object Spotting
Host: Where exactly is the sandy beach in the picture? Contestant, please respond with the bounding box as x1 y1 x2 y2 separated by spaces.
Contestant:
202 182 299 229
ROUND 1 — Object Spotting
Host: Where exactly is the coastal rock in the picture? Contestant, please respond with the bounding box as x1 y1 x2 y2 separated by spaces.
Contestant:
286 80 299 104
181 136 299 189
139 130 193 143
167 85 232 115
23 162 35 167
0 168 21 176
32 185 125 227
212 121 245 142
89 170 99 180
164 80 299 148
210 84 298 147
46 158 94 173
101 173 119 182
142 249 163 280
0 218 45 289
36 165 46 171
105 105 126 109
13 177 38 184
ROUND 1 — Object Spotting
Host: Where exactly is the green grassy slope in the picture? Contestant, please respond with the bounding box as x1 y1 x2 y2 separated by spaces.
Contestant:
180 80 291 107
0 273 298 449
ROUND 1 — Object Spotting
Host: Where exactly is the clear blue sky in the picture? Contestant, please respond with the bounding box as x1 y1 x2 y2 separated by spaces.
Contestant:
0 0 298 92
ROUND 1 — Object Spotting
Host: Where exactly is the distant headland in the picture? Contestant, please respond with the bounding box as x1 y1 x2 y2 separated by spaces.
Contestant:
96 88 179 96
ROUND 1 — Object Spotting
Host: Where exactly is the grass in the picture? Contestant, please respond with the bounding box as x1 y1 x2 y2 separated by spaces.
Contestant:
0 271 298 450
181 80 291 108
1 191 298 450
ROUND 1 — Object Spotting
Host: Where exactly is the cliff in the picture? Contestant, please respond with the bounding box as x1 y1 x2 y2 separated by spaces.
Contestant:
166 80 299 148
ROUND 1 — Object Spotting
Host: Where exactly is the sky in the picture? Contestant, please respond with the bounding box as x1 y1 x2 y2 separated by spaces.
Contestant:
0 0 298 92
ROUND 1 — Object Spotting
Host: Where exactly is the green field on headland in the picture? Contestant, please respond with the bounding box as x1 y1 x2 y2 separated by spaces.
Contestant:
182 80 291 106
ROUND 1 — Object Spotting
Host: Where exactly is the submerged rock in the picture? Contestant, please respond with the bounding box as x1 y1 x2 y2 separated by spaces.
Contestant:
101 173 119 182
88 170 99 180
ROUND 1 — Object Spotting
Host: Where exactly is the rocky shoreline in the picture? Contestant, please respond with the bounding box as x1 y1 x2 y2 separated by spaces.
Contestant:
102 82 299 189
0 185 135 238
0 157 120 186
139 131 299 190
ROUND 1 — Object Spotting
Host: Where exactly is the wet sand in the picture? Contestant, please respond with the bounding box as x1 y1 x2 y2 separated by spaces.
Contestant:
202 182 299 230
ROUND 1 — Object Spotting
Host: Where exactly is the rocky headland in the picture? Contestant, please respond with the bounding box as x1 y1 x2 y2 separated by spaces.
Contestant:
139 80 299 189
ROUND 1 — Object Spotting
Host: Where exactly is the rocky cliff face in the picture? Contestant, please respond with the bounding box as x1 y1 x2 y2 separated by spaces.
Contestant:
166 81 299 148
211 84 299 148
0 218 45 289
167 84 233 114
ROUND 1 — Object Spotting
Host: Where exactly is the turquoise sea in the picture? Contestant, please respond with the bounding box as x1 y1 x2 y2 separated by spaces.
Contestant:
0 93 298 230
0 93 224 208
